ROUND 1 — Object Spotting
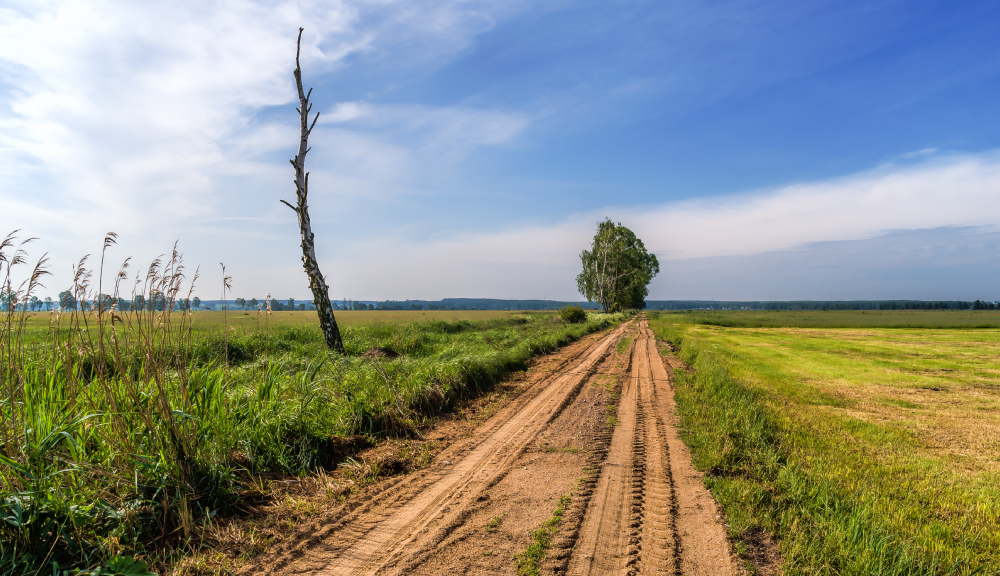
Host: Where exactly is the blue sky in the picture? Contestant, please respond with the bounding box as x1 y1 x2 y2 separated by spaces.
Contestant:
2 0 1000 301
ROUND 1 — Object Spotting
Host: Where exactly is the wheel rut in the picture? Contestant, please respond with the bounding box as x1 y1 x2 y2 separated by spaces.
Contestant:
255 322 629 576
567 319 740 576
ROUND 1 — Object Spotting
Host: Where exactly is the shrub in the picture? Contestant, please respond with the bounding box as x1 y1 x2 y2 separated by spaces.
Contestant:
559 305 587 324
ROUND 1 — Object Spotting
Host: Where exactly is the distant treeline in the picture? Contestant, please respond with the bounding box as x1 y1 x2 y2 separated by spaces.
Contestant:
202 298 604 312
170 298 1000 312
9 293 999 312
364 298 602 311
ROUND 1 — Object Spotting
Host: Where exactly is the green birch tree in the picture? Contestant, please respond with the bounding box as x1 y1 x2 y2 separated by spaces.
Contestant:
576 218 659 312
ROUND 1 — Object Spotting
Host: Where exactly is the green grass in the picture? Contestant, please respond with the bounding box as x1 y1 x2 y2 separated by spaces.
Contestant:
615 335 633 355
485 515 503 532
648 312 1000 575
13 309 528 333
659 309 1000 329
0 260 624 575
514 494 571 576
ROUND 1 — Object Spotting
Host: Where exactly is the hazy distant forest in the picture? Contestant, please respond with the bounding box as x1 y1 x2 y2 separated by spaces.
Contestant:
5 291 995 313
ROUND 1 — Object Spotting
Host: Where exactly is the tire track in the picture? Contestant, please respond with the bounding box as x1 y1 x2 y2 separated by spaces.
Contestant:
258 322 629 576
632 321 682 575
568 318 734 576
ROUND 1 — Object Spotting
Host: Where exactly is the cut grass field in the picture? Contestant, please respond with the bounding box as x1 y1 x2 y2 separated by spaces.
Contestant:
665 308 1000 328
1 287 625 573
649 311 1000 575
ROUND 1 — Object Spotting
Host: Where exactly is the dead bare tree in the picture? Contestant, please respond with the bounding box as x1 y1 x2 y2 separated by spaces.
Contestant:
280 27 345 353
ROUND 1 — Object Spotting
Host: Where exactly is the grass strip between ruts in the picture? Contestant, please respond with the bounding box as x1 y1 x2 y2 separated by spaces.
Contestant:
515 493 572 576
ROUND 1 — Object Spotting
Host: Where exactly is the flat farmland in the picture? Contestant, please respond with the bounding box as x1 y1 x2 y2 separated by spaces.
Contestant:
664 308 1000 328
650 311 1000 574
187 309 528 329
12 309 529 336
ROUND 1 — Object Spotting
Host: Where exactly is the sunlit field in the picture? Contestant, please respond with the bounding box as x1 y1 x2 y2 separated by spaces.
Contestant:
13 309 528 337
650 310 1000 575
664 308 1000 328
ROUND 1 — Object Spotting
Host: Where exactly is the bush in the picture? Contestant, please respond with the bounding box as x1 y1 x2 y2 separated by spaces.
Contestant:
559 305 587 324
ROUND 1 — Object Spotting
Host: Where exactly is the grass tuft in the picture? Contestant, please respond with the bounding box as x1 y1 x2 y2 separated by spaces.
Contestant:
514 494 571 576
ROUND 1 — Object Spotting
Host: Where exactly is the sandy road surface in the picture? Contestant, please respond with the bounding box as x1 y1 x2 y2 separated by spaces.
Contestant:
568 319 740 575
254 318 739 575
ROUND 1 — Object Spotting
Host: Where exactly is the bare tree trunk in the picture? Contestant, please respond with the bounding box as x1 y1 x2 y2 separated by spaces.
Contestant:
281 28 345 353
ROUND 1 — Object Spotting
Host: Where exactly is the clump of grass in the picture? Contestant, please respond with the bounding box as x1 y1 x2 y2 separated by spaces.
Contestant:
338 457 380 493
485 515 502 532
514 494 571 576
558 305 587 324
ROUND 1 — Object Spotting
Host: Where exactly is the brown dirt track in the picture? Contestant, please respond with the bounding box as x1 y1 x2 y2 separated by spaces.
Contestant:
250 317 741 575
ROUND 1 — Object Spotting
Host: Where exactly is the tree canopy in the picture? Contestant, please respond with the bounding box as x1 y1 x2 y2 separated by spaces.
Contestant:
576 219 660 312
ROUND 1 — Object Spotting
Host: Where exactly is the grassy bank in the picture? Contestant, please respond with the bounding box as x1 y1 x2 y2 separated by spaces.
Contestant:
649 312 999 575
1 289 622 573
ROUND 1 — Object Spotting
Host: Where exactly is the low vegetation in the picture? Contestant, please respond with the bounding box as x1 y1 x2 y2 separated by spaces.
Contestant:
0 242 624 573
558 305 587 324
514 494 571 576
649 311 1000 575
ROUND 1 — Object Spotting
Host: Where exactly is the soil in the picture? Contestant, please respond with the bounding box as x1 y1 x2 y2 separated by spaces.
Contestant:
245 317 743 575
362 347 401 359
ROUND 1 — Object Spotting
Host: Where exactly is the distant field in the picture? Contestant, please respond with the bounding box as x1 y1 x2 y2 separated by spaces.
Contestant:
650 310 1000 574
662 308 1000 328
12 309 532 339
192 309 527 327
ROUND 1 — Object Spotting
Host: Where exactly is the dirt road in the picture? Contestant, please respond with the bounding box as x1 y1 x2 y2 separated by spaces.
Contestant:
254 318 739 575
567 320 739 576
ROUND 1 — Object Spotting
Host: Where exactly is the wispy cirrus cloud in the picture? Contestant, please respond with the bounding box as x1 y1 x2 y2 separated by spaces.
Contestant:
322 101 530 147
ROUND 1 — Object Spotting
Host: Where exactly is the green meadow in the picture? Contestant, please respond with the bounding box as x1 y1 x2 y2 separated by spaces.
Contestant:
0 299 623 572
650 311 1000 575
665 308 1000 329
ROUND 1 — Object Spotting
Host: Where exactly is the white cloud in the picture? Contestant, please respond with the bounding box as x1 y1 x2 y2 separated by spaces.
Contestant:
632 151 1000 259
320 101 529 146
30 148 989 301
306 151 1000 300
0 1 361 236
0 0 536 293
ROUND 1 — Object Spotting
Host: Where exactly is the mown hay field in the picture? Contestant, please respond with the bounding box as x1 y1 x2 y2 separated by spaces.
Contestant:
650 310 1000 575
664 308 1000 329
